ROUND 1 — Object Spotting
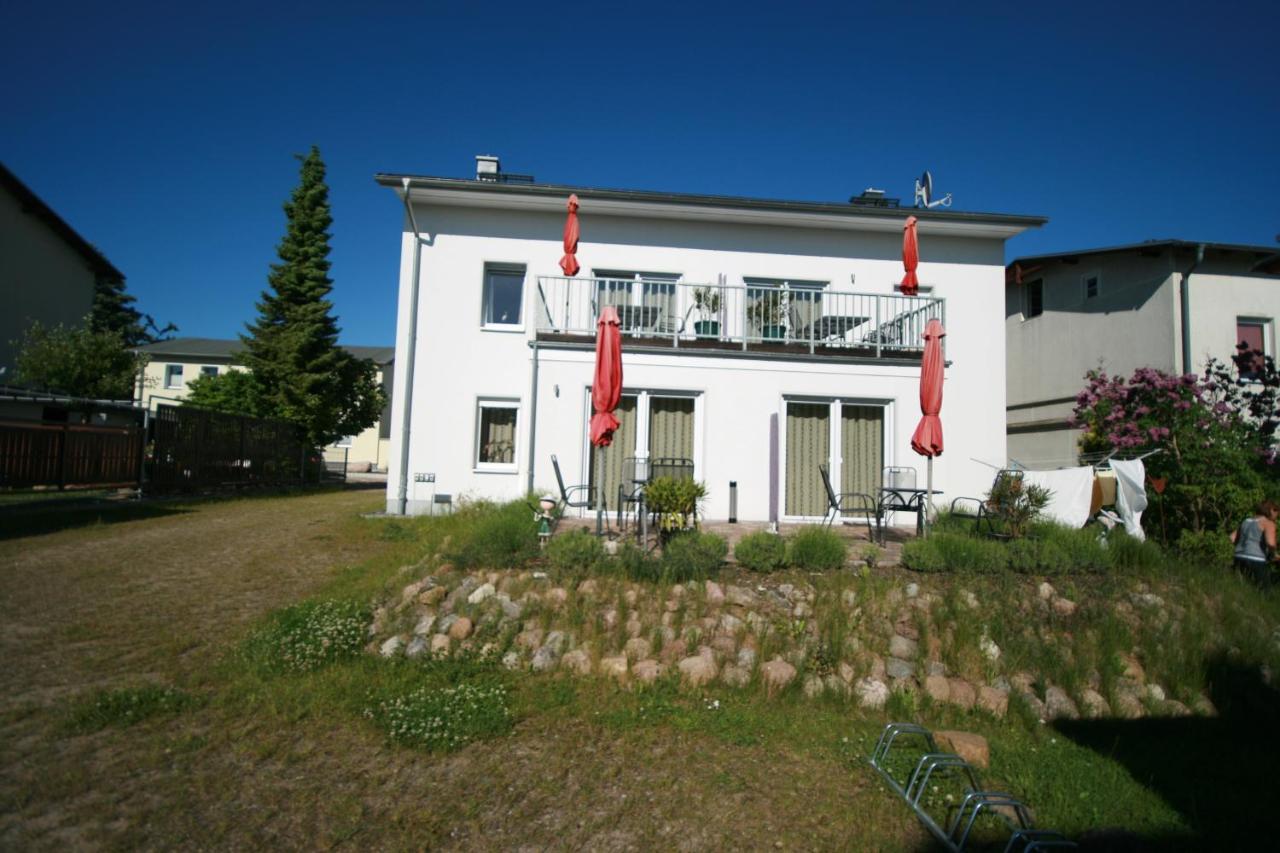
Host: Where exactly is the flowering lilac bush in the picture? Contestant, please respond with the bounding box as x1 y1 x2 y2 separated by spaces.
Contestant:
1071 361 1276 537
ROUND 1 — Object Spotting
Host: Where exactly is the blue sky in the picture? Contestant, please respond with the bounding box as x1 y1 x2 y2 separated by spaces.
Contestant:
3 1 1277 346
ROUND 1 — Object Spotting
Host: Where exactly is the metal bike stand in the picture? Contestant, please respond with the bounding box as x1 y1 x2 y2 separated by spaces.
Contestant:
868 722 1077 852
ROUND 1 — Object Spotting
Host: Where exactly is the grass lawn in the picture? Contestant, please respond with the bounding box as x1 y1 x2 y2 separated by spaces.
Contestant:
0 489 1271 849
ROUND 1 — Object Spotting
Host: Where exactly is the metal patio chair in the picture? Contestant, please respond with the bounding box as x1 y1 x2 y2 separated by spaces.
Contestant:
551 454 597 518
818 464 878 540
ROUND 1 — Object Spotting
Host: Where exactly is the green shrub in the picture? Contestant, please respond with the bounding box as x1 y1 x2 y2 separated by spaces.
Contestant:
366 682 512 752
734 531 787 572
446 499 539 570
901 537 946 572
1175 529 1234 572
660 531 729 582
615 540 663 583
66 685 195 733
1107 531 1167 573
786 526 848 571
903 532 1007 573
243 598 367 673
1006 538 1071 575
1039 525 1109 573
545 528 606 578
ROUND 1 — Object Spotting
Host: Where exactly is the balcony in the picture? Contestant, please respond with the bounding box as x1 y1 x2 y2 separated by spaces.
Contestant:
534 276 945 360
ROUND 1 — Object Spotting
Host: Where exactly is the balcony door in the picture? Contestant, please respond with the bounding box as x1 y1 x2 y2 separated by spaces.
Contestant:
593 270 681 333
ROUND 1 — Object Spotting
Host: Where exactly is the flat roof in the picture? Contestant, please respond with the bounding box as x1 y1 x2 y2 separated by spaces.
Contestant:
139 337 394 364
375 172 1047 238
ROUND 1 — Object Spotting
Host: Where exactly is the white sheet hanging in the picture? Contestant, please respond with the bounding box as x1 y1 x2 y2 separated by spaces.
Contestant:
1021 466 1096 529
1110 458 1148 541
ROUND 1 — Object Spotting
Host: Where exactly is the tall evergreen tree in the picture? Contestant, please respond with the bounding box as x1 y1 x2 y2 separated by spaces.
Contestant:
90 275 176 347
239 147 382 447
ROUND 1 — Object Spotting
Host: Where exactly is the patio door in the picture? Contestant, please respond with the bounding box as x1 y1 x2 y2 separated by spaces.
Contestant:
588 395 637 508
649 396 694 460
785 402 830 517
784 399 886 519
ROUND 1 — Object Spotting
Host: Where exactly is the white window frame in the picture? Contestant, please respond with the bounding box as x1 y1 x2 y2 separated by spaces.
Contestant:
1082 271 1101 300
579 387 704 484
480 264 527 332
164 364 184 389
200 365 219 378
1236 316 1272 381
778 394 893 524
474 398 521 473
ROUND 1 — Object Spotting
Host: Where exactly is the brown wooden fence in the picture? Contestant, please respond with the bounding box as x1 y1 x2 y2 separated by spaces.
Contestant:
147 404 311 491
0 420 144 489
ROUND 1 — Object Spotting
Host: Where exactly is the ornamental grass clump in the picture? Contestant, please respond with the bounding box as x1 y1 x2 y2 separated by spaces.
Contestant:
734 531 787 572
446 499 541 570
545 528 608 579
660 530 729 582
786 526 848 571
367 682 512 752
244 598 366 673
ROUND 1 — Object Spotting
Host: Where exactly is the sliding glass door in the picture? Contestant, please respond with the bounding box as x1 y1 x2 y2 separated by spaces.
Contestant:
785 399 886 519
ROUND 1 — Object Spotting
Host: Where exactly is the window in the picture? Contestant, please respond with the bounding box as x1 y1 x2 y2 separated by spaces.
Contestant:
164 364 184 388
1083 273 1099 299
475 401 519 469
1237 319 1269 380
200 365 218 378
744 278 826 338
1024 279 1044 319
482 265 525 327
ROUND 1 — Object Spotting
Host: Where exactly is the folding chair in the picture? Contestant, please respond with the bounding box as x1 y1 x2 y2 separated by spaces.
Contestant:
551 454 597 517
819 464 878 540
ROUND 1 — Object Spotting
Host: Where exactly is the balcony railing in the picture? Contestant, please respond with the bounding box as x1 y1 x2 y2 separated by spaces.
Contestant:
534 276 945 358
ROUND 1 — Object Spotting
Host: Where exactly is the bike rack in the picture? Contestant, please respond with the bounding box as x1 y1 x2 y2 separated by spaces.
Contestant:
868 721 1077 852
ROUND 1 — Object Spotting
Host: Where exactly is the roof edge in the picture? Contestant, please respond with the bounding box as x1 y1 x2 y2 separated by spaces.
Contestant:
1 161 125 281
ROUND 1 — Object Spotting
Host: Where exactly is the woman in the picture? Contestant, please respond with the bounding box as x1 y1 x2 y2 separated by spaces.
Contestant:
1231 500 1278 588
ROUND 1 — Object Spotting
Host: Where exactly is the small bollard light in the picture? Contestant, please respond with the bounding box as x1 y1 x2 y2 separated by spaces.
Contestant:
728 480 738 523
536 494 557 548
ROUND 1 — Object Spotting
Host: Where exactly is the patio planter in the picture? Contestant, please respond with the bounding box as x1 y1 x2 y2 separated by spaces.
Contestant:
693 320 720 338
761 324 786 341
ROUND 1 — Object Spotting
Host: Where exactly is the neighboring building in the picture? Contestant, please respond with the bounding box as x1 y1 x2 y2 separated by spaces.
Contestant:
1005 240 1280 468
135 338 395 471
377 156 1045 520
0 162 124 379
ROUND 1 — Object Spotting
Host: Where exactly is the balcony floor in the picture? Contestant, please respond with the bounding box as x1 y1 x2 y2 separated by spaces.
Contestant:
535 331 925 363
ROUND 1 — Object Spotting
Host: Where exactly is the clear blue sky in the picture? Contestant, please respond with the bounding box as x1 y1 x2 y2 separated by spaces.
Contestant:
4 1 1277 346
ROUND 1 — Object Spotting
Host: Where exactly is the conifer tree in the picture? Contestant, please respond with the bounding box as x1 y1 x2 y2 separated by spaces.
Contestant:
238 147 382 447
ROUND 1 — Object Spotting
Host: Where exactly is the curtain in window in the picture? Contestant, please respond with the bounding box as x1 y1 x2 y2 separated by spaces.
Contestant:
786 402 830 517
478 407 517 463
841 405 884 498
649 397 694 461
588 396 637 507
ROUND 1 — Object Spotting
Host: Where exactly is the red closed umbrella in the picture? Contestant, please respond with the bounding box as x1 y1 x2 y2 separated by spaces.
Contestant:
590 306 622 447
559 194 581 277
911 319 945 535
901 215 919 296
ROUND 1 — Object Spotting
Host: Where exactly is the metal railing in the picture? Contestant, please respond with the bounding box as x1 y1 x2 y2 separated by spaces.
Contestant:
535 276 944 357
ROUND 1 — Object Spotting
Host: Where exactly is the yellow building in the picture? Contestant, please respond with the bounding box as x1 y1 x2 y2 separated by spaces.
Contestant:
135 338 393 472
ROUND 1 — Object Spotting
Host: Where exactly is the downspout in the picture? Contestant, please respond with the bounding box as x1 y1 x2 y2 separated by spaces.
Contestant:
526 341 540 494
1179 243 1205 375
395 178 424 515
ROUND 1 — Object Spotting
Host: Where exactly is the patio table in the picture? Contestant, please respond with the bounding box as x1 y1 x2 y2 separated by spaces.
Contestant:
804 314 869 341
878 486 942 540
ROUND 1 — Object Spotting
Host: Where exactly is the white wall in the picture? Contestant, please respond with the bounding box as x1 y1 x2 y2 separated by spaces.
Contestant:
1187 270 1280 373
388 201 1012 519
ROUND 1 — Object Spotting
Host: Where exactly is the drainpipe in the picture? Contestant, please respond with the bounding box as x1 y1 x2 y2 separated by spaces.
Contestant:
394 178 424 515
526 341 540 494
1179 243 1205 375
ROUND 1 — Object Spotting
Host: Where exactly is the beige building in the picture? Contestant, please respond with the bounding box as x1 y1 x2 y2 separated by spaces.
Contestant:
1 162 123 379
1005 240 1280 468
136 338 394 471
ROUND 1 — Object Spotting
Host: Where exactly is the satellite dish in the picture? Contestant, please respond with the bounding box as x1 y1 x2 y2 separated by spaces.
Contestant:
914 170 952 209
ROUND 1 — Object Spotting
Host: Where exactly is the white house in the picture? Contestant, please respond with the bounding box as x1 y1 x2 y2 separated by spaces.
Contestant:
1005 240 1280 468
379 157 1045 522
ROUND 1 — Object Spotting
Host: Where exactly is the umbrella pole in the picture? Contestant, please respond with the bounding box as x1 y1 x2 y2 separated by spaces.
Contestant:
924 457 933 539
595 445 603 536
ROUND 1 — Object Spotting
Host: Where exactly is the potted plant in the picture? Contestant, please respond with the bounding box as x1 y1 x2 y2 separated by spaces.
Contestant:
747 293 785 340
692 287 722 338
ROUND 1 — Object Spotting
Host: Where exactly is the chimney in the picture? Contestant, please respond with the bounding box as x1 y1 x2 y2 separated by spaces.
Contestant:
475 154 500 181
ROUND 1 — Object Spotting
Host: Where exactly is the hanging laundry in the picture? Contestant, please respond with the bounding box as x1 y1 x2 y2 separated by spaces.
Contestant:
1022 466 1096 529
1111 458 1149 541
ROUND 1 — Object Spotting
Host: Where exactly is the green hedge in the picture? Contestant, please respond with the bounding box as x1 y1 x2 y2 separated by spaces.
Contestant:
734 531 787 572
903 523 1173 576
